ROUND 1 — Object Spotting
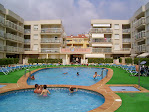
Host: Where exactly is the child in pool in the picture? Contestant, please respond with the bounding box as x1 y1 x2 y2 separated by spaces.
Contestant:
77 72 79 76
40 85 50 96
93 72 101 79
69 87 78 93
34 84 39 93
30 75 35 80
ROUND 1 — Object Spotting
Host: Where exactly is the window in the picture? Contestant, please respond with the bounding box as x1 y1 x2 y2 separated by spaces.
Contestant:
33 34 38 39
114 24 119 29
114 44 120 50
114 34 120 39
33 44 38 51
34 25 38 30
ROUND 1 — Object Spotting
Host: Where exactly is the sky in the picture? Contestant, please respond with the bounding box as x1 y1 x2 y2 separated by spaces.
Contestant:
0 0 148 35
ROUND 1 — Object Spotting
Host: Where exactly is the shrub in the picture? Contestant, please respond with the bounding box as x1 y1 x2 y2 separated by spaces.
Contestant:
125 58 132 64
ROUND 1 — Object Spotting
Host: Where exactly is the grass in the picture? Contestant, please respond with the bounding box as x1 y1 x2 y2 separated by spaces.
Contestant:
115 93 149 112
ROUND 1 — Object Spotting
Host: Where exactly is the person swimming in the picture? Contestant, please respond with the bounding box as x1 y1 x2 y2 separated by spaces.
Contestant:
40 85 50 96
34 84 39 93
30 75 35 80
69 87 78 93
63 72 68 74
93 72 101 79
77 72 79 76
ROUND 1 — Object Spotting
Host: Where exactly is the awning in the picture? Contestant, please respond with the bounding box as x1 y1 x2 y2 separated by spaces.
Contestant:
137 53 149 58
85 54 105 58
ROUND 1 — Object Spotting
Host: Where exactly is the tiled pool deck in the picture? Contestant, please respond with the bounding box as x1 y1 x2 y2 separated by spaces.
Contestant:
0 67 149 112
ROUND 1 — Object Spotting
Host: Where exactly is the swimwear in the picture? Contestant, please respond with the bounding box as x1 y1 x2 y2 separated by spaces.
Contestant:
43 95 47 97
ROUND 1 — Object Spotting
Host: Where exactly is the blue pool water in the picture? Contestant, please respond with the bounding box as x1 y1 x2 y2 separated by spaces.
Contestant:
110 86 140 91
27 67 107 86
0 85 6 88
0 88 105 112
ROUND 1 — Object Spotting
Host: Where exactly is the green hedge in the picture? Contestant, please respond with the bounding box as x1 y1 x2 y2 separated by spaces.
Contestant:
134 58 149 65
28 58 62 64
0 58 19 66
88 58 113 63
125 58 132 64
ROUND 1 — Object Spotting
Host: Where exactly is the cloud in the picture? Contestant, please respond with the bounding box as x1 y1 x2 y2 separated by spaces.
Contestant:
0 0 147 35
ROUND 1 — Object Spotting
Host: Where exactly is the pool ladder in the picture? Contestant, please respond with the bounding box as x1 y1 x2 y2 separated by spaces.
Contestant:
24 69 31 77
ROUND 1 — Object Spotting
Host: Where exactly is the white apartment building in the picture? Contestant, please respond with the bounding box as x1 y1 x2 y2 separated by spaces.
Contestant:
89 20 131 59
0 2 149 64
0 4 24 62
130 2 149 57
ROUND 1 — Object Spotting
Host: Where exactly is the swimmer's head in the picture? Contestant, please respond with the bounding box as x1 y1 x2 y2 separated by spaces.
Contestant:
43 85 47 89
35 84 38 88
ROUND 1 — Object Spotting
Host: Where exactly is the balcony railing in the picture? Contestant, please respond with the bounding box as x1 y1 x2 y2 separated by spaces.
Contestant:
5 33 24 43
122 29 130 33
6 46 18 52
0 30 5 38
136 44 146 53
91 38 112 43
61 48 92 54
24 39 30 43
18 48 24 52
122 39 131 43
135 31 146 40
90 28 113 33
41 48 60 53
0 16 5 26
92 48 112 53
41 38 61 43
24 48 31 51
24 29 31 34
0 45 4 51
121 48 131 51
134 17 146 28
5 20 24 33
41 28 63 34
66 39 85 44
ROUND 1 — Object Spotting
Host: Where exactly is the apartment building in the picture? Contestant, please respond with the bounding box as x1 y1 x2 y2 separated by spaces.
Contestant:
0 4 24 61
23 20 66 64
62 34 91 64
130 2 149 57
89 20 131 59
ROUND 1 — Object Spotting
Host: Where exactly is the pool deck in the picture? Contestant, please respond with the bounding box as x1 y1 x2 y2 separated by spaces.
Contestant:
0 67 149 112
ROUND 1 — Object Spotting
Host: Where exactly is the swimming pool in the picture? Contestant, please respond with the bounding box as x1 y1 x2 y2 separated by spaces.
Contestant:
109 86 140 91
27 67 107 86
0 88 105 112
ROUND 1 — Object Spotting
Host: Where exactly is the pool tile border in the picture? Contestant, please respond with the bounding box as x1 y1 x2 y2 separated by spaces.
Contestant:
0 67 149 112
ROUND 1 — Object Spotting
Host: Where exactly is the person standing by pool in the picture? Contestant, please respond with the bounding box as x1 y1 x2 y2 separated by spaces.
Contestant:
69 87 78 93
40 85 50 96
93 72 101 79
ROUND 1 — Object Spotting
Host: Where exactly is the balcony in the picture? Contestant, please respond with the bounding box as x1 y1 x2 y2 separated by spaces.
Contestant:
41 48 60 53
41 28 63 34
5 33 18 41
0 16 5 26
66 39 85 44
41 38 61 43
135 44 146 53
90 28 113 33
113 48 131 54
135 31 146 40
134 17 146 28
18 48 24 53
122 39 131 43
92 48 112 53
122 29 130 33
24 29 31 35
24 39 30 44
61 48 92 54
6 45 18 53
0 45 4 52
91 38 112 43
0 30 5 38
5 20 24 33
24 48 31 51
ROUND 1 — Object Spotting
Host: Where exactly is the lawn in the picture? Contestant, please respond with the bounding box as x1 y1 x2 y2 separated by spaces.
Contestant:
116 93 149 112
